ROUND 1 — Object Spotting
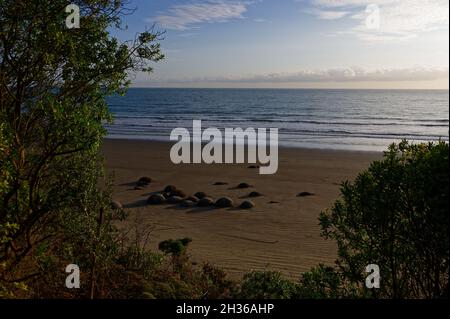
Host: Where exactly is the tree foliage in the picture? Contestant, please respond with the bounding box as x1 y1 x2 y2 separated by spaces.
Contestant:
0 0 163 297
238 271 297 299
319 140 449 298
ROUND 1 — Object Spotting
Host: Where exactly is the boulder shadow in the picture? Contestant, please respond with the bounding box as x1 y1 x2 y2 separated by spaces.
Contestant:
228 185 253 190
162 203 219 213
227 206 248 212
185 206 219 214
164 204 191 211
213 182 229 186
140 191 162 197
118 181 152 191
118 181 138 187
239 192 263 199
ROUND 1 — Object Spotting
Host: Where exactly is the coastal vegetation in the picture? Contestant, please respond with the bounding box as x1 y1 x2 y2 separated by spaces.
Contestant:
1 0 448 299
0 0 164 298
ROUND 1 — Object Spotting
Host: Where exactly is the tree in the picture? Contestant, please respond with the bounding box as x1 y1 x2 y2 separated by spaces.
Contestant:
295 265 348 299
319 140 449 298
0 0 163 297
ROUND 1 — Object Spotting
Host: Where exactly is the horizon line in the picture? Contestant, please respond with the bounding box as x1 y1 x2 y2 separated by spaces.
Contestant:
129 86 449 91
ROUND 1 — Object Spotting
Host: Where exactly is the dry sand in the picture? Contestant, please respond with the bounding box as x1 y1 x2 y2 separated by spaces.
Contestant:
102 138 381 280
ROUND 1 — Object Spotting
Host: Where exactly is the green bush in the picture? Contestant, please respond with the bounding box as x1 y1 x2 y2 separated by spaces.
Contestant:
237 271 297 299
116 246 163 280
143 247 236 299
295 265 345 299
159 238 192 256
200 263 237 299
319 140 449 298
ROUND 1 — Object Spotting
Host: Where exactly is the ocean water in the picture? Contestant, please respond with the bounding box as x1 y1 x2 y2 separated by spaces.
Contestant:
105 88 449 151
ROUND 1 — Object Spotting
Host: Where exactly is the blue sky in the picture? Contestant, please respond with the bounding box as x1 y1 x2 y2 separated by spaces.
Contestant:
114 0 449 89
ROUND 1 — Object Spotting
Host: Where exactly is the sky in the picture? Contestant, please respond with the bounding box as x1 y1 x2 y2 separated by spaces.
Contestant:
114 0 449 89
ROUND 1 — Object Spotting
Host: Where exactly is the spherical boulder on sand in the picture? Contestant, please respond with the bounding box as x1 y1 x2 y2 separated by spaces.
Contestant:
197 197 214 207
237 182 251 189
185 196 199 203
167 196 183 204
170 189 186 198
138 176 152 183
164 185 177 193
111 200 123 210
297 192 315 197
137 176 152 186
248 191 262 197
215 197 234 208
194 191 208 199
147 193 166 205
239 200 255 209
180 200 195 208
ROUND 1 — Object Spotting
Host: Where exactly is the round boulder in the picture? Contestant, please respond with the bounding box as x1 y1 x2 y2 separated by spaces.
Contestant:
215 197 234 208
239 200 255 209
180 200 195 208
185 196 199 203
171 189 186 198
237 182 251 189
194 191 208 199
164 185 178 193
147 193 166 205
137 176 152 186
167 196 183 204
197 197 214 207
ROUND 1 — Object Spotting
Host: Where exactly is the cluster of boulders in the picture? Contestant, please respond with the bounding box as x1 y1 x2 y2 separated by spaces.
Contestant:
146 183 256 210
112 177 316 212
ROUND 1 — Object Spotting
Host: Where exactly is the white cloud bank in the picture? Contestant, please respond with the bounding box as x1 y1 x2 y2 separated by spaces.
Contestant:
147 1 248 30
154 66 449 83
304 0 449 41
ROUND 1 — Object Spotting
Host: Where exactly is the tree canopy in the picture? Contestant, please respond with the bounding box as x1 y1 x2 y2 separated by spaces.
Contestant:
0 0 163 297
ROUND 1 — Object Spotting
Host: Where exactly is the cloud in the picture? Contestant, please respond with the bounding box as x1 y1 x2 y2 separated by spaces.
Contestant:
310 0 392 7
147 1 248 30
156 66 449 83
304 0 449 41
305 8 349 20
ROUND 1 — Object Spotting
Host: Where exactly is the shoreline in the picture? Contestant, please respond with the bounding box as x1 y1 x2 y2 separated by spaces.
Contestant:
102 138 382 279
104 136 384 156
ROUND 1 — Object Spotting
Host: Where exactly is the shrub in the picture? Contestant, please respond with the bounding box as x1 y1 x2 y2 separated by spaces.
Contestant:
159 238 192 256
294 264 360 299
237 271 297 299
143 245 236 299
199 263 237 299
319 140 449 298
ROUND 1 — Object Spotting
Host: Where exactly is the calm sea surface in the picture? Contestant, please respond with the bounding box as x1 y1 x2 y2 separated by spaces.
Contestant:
105 88 449 151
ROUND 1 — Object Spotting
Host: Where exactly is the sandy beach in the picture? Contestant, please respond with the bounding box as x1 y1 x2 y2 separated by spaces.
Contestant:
102 138 381 280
